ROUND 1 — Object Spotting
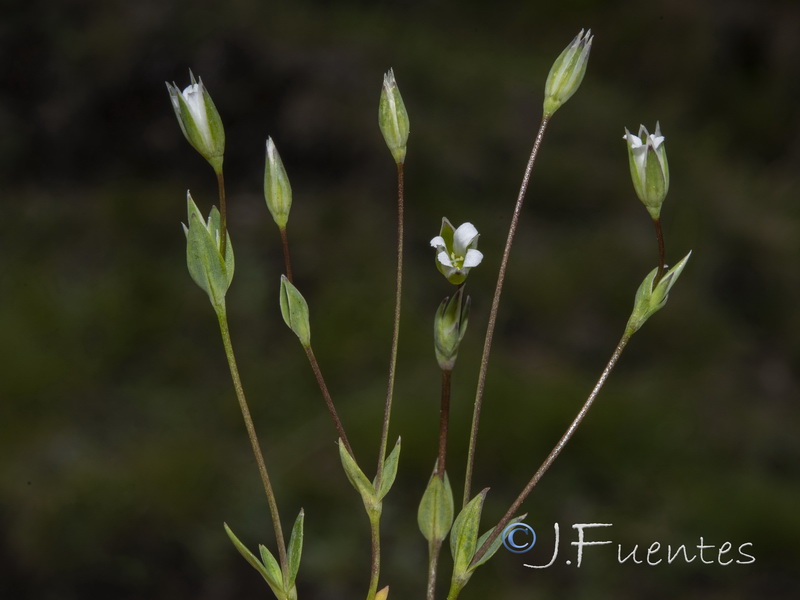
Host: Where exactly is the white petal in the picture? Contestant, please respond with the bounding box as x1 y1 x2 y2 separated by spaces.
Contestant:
463 248 483 268
437 251 453 268
430 235 446 249
453 223 478 255
623 132 643 148
182 83 212 146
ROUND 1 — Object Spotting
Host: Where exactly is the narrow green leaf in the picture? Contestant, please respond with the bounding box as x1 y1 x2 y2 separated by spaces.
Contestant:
223 523 283 597
449 489 488 577
471 514 527 570
417 469 454 543
376 437 401 500
286 509 304 588
338 439 377 507
258 544 285 597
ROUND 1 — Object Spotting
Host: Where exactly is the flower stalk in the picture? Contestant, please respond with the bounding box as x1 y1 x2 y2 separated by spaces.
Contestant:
462 115 550 507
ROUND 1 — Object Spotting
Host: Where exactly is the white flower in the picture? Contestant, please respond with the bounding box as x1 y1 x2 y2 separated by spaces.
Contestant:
430 218 484 285
166 71 225 171
623 122 669 219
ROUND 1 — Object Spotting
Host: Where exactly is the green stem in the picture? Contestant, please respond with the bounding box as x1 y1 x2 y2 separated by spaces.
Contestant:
462 116 550 507
469 332 631 569
303 345 353 457
366 509 381 600
653 217 666 285
216 306 287 573
376 161 405 488
216 170 227 258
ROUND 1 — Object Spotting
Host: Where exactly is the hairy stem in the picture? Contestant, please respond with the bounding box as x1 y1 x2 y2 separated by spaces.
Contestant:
426 539 444 600
653 217 666 285
469 333 631 568
366 510 381 600
303 345 353 457
436 369 452 480
462 116 550 507
279 226 294 282
376 161 405 488
217 306 287 572
216 170 227 258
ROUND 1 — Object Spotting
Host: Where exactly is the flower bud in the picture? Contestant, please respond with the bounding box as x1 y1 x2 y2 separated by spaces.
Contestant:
623 123 670 219
625 251 691 336
430 218 484 285
279 275 311 347
434 288 471 371
264 137 292 229
166 71 225 172
543 29 593 117
378 69 410 164
183 191 234 311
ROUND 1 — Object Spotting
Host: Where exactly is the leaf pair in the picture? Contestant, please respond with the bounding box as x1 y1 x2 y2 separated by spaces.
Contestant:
224 511 304 600
338 438 401 512
447 491 526 597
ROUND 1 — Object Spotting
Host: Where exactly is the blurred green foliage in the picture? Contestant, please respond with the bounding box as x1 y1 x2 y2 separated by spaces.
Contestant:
1 0 799 598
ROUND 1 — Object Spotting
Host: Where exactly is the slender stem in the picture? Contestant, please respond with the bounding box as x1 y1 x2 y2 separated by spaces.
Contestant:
426 539 444 600
216 170 227 258
376 161 405 488
462 116 550 507
279 226 294 282
653 217 666 285
366 510 381 600
217 307 287 572
436 369 452 480
469 333 631 568
303 345 353 457
424 370 451 600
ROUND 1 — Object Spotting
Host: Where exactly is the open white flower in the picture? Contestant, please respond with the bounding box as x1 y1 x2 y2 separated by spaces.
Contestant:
430 218 484 285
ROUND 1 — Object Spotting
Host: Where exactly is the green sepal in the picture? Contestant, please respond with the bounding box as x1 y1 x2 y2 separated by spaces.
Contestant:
374 437 401 500
417 468 455 544
449 489 488 579
184 192 234 311
223 523 284 599
378 69 409 164
338 439 378 509
285 509 304 590
166 71 225 171
279 275 311 347
471 514 527 569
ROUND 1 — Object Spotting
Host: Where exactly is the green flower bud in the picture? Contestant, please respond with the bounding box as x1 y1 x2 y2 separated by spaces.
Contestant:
623 123 670 219
434 288 471 371
183 191 234 311
378 68 410 164
279 275 311 347
543 29 593 117
264 137 292 229
430 218 484 285
166 71 226 173
625 251 691 336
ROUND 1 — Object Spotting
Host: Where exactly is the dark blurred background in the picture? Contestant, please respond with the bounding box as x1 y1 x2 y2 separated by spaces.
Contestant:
1 0 798 598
